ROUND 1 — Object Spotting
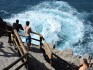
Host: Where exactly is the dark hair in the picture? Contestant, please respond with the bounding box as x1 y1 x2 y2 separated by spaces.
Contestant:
16 19 19 24
26 21 30 26
83 58 89 67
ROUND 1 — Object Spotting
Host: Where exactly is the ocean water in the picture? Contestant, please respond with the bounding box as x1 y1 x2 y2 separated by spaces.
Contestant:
0 0 93 56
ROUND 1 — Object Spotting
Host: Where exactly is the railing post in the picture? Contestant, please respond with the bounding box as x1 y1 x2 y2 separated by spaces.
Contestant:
50 53 53 65
25 54 29 70
40 36 42 49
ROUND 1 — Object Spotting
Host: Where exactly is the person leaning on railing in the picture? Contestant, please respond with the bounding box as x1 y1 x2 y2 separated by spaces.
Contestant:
13 19 23 32
23 21 32 51
13 19 24 49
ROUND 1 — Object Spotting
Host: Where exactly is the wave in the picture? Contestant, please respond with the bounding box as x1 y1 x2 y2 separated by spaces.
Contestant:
0 10 9 14
4 1 93 56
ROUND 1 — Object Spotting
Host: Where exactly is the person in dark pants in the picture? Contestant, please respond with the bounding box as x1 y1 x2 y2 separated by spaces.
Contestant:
13 19 23 44
13 19 24 56
0 17 13 43
4 21 13 43
0 17 6 36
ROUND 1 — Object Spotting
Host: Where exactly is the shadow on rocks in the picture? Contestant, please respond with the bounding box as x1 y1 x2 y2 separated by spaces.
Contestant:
28 54 49 70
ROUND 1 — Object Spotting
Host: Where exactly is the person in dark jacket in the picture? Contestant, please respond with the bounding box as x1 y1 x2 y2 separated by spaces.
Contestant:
0 17 13 43
13 19 23 32
0 17 6 36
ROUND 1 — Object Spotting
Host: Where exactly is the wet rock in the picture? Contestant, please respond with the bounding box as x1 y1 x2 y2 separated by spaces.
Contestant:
83 54 90 59
63 49 73 55
82 54 90 63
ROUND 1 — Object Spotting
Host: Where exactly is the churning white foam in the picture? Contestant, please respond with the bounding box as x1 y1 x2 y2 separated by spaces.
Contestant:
5 1 93 56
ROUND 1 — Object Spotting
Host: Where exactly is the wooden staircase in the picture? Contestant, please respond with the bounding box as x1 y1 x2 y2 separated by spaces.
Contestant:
0 36 26 70
0 28 78 70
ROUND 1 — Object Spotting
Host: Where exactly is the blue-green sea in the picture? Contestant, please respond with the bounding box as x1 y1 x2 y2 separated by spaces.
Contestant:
0 0 93 56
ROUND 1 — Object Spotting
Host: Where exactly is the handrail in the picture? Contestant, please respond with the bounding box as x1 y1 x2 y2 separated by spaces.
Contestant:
42 38 52 52
3 53 28 70
15 61 27 70
13 29 28 62
13 37 24 56
20 31 52 60
28 31 53 60
1 25 78 69
19 34 40 42
31 32 52 52
0 27 29 69
1 26 53 65
0 28 12 33
0 28 28 54
14 29 27 54
3 29 29 70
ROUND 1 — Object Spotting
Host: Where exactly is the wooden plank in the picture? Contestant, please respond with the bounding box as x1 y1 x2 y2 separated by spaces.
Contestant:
15 61 27 70
31 38 40 41
13 33 27 62
0 28 12 33
42 43 52 59
19 34 40 42
31 31 41 36
3 53 28 70
13 37 24 56
14 29 27 54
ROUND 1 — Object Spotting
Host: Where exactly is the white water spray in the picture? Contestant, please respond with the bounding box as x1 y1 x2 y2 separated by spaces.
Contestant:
5 1 93 56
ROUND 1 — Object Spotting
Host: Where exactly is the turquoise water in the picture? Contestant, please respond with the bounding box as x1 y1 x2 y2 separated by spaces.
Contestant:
0 0 93 56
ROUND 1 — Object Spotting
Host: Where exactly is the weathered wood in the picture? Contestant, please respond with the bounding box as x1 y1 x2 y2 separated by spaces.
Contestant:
14 29 53 67
42 43 52 59
13 37 24 56
15 61 27 70
3 53 28 70
31 38 40 41
13 30 28 62
40 36 42 49
0 28 12 33
31 31 41 36
19 34 40 42
14 29 27 54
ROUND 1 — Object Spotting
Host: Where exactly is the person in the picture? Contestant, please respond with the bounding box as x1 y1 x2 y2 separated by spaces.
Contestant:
13 19 23 32
0 17 13 43
24 21 32 51
79 58 89 70
0 17 6 36
13 19 24 45
4 21 13 43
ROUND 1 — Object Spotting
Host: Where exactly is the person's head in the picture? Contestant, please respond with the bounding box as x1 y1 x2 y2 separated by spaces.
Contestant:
83 58 89 67
16 19 19 24
26 21 30 26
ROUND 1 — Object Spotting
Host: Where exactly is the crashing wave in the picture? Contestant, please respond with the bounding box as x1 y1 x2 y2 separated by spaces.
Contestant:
4 1 93 56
